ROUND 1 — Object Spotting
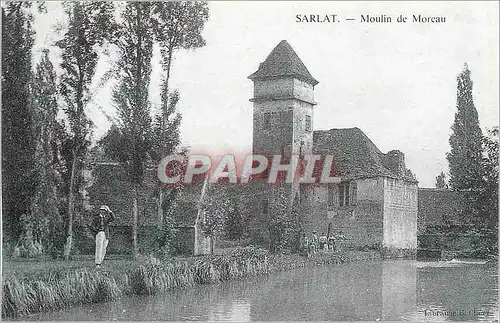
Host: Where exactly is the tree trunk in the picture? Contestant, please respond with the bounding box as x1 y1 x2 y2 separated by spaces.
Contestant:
157 189 163 228
210 235 214 255
63 149 77 260
132 183 139 259
157 47 174 231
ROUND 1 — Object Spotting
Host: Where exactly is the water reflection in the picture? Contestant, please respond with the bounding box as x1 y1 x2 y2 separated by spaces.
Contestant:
22 260 498 321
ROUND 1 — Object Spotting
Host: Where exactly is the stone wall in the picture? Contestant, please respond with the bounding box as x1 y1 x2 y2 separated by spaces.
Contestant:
301 177 385 248
382 178 418 249
292 78 315 103
254 78 294 99
292 100 313 156
251 76 314 158
252 99 294 155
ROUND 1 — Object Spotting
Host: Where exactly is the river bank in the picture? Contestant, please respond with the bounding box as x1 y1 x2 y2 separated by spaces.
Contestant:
2 248 380 318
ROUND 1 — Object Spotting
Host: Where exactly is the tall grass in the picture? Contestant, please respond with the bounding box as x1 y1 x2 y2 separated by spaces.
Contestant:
2 269 121 318
3 248 379 318
128 247 270 295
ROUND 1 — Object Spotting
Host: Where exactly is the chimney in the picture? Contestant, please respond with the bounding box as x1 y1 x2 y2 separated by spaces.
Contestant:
383 150 405 176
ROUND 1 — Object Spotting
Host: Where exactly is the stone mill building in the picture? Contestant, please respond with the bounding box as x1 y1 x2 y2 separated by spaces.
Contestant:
248 40 419 254
85 40 420 256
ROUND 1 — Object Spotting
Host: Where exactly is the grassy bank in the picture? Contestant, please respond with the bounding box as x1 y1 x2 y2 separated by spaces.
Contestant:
2 248 380 318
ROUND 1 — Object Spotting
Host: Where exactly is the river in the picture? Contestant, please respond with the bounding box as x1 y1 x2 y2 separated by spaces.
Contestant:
22 260 498 321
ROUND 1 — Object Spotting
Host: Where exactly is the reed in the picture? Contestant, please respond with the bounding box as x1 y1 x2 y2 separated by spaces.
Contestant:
128 247 270 295
2 269 121 318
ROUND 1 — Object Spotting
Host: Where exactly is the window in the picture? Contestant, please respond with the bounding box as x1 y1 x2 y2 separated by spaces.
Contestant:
280 110 293 124
263 112 271 130
305 115 312 132
339 182 346 206
350 182 357 206
339 181 357 206
327 185 335 207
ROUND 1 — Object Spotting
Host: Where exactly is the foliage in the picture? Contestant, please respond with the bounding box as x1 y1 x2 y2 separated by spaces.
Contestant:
28 49 67 258
419 225 498 259
150 1 209 235
1 2 37 242
56 1 116 146
435 171 448 189
150 88 182 162
447 64 484 191
152 1 209 71
224 203 244 241
102 2 155 258
56 1 116 258
446 64 498 231
201 184 233 238
476 127 499 228
268 187 301 254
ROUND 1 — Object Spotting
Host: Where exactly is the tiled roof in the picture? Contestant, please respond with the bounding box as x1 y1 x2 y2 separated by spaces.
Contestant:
248 40 319 86
313 127 417 182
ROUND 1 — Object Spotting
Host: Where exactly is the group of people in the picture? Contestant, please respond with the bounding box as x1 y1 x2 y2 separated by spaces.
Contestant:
299 230 347 256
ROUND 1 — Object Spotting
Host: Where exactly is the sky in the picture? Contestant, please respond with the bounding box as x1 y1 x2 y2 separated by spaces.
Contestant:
33 1 499 188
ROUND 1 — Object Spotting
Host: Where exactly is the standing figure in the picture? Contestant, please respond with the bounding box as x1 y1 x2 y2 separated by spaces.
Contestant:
328 233 336 251
299 232 310 257
319 232 328 251
311 230 319 254
337 230 347 252
92 205 115 268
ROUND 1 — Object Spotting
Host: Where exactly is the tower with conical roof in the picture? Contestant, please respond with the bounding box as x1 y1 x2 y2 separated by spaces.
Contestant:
249 40 318 158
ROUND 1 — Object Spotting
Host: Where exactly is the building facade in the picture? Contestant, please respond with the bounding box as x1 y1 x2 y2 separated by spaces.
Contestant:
248 40 419 253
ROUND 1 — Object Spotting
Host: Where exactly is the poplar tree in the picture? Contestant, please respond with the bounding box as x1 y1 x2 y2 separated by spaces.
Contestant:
28 49 66 257
151 1 209 226
435 171 448 189
56 1 115 259
1 2 37 244
105 2 155 259
447 64 484 191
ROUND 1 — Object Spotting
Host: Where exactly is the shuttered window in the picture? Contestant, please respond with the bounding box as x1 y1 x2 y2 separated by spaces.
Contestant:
263 112 271 130
339 181 357 206
328 185 335 206
350 182 357 206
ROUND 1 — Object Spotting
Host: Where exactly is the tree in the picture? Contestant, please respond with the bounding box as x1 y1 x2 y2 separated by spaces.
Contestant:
56 1 116 259
26 49 66 257
435 171 448 189
201 183 233 254
477 128 498 228
224 203 244 241
151 1 209 226
149 85 182 227
103 2 155 259
447 64 484 191
268 187 300 254
2 2 37 246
